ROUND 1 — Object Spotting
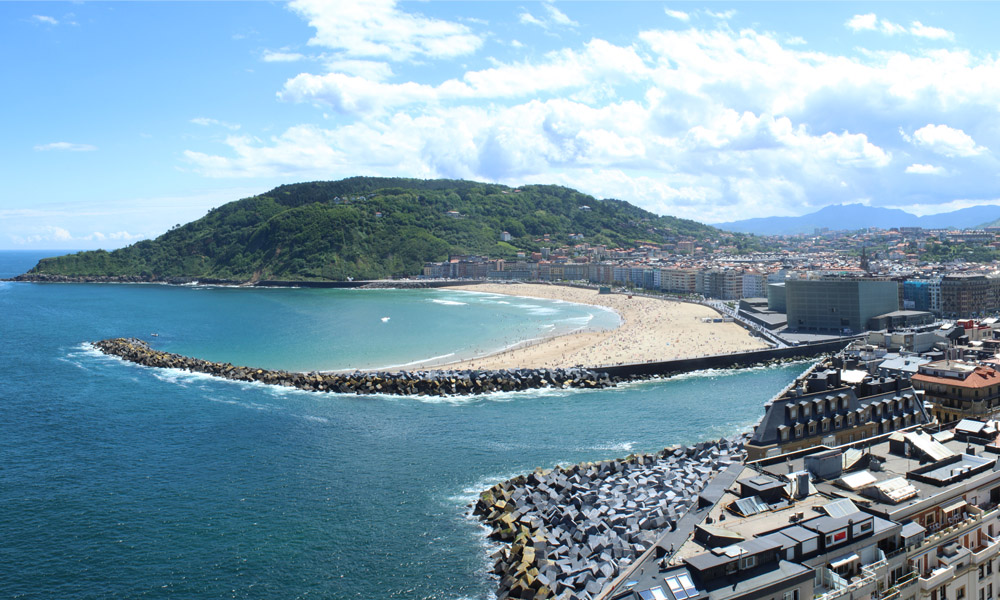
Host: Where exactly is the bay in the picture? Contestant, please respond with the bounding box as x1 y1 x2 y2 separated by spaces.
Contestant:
0 250 809 599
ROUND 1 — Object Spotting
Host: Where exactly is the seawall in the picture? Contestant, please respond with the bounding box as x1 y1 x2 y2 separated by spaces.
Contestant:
92 338 624 397
592 338 852 378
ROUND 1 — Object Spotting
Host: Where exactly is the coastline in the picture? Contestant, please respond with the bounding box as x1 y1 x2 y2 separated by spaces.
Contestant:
440 283 769 370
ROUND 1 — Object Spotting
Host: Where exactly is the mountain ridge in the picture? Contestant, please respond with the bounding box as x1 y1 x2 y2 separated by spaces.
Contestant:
716 203 1000 235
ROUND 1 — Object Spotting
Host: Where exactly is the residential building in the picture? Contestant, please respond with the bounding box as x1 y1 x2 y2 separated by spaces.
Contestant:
941 274 994 318
745 361 929 461
911 360 1000 424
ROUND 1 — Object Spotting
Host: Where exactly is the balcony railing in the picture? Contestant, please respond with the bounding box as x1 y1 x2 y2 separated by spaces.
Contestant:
879 571 919 600
815 554 887 600
919 564 956 590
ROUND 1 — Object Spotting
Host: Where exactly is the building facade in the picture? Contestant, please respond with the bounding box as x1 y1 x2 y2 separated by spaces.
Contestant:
785 278 900 334
911 360 1000 424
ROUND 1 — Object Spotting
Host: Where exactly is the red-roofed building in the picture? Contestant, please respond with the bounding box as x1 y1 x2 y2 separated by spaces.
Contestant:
911 360 1000 423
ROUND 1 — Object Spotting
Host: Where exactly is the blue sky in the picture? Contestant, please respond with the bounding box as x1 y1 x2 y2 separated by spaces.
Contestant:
5 1 1000 249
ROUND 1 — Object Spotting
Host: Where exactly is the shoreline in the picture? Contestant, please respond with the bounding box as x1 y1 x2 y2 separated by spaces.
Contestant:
439 283 770 370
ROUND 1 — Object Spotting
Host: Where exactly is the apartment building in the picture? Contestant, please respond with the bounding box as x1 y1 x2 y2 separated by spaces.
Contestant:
607 422 1000 600
911 361 1000 424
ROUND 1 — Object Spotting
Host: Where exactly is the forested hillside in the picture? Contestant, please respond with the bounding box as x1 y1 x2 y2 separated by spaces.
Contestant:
25 177 753 281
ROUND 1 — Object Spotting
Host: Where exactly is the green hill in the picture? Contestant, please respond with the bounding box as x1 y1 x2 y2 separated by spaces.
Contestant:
24 177 751 282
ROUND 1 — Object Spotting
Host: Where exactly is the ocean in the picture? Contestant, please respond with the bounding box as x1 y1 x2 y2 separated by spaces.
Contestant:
0 250 810 599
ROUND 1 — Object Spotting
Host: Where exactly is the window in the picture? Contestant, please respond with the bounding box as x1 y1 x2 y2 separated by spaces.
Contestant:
809 422 817 435
741 555 756 570
781 429 789 441
860 521 873 533
783 591 800 600
823 420 830 432
958 585 966 600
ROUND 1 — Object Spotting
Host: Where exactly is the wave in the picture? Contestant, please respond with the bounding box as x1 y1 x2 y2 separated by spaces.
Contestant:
583 441 636 453
369 352 457 371
431 299 468 306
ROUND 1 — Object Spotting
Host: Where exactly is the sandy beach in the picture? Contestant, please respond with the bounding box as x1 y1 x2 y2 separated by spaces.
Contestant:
440 283 769 370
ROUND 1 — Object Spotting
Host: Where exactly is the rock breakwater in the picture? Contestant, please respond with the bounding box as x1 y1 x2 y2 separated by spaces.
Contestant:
473 436 747 600
92 338 623 396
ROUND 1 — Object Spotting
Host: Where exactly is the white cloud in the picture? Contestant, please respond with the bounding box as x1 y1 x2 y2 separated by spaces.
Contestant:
279 39 650 114
31 15 58 26
520 3 578 29
910 21 954 41
184 18 1000 222
288 0 481 61
544 4 577 27
34 142 97 152
905 163 946 175
518 11 545 27
9 226 144 246
879 19 907 36
910 124 987 157
664 8 690 22
262 50 306 62
847 13 954 41
325 59 394 81
704 10 736 20
190 118 241 131
846 13 877 32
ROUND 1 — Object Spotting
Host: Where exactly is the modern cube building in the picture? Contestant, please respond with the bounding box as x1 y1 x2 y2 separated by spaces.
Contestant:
785 278 900 334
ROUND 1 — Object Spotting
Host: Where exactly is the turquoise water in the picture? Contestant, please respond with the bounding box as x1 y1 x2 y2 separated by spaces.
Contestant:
0 251 810 599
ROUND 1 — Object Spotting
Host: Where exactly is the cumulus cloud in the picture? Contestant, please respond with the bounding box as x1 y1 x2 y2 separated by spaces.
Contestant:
288 0 481 61
279 39 649 114
262 50 306 62
847 13 954 40
34 142 97 152
31 15 59 25
183 16 1000 221
909 124 987 157
910 21 954 41
846 13 877 32
325 59 394 81
905 163 946 175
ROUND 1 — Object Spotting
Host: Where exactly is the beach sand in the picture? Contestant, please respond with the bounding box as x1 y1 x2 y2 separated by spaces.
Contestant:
440 283 770 370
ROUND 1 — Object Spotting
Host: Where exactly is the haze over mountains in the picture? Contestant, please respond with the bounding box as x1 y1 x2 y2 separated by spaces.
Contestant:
715 204 1000 236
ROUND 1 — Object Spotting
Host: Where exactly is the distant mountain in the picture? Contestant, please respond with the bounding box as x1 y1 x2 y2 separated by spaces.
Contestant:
20 177 735 282
716 203 1000 236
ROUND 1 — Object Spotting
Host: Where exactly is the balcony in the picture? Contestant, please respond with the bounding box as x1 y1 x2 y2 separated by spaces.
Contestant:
919 565 956 590
972 533 1000 564
879 571 919 600
815 554 887 600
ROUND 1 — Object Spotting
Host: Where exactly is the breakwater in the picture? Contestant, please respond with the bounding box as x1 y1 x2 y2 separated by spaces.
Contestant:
92 338 623 396
594 338 850 378
473 435 746 600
